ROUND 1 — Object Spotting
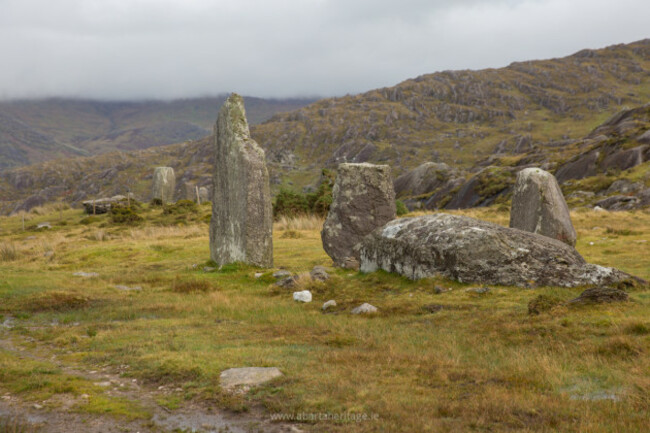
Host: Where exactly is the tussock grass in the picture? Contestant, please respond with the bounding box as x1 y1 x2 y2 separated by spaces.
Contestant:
171 278 216 293
0 414 34 433
274 214 324 231
0 242 18 261
21 291 90 312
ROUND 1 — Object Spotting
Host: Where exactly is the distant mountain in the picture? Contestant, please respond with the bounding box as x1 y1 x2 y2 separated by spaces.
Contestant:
1 39 649 214
0 96 317 169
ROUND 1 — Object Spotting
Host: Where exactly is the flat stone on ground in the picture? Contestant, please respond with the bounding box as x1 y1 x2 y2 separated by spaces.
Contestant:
219 367 283 390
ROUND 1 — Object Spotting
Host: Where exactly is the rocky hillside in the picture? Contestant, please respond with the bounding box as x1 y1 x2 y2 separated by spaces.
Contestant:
1 39 650 214
0 96 316 169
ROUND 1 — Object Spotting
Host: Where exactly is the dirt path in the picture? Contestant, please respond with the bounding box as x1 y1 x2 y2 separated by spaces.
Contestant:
0 329 302 433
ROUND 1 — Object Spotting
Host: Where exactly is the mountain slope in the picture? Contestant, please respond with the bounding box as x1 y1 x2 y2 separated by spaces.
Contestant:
0 96 317 168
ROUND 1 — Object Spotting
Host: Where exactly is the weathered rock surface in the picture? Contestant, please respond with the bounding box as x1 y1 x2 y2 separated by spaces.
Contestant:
210 94 273 268
152 167 176 203
359 214 640 287
321 163 396 266
510 168 577 246
219 367 283 390
595 194 641 210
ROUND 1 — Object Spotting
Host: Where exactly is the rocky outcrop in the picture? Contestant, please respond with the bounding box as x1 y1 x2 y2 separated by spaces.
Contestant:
321 163 396 266
359 214 640 287
152 167 176 203
394 162 459 198
82 195 131 214
210 93 273 268
510 168 576 246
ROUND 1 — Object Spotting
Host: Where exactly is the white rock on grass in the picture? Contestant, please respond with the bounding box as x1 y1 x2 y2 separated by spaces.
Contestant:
322 300 337 311
73 271 99 278
351 303 378 314
220 367 283 390
293 290 312 303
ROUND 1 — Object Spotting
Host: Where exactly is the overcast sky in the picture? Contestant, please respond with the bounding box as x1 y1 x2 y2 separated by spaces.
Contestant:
0 0 648 100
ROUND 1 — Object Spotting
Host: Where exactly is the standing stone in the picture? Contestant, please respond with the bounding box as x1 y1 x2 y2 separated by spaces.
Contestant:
152 167 176 204
321 163 396 266
198 187 209 203
510 167 577 246
210 93 273 268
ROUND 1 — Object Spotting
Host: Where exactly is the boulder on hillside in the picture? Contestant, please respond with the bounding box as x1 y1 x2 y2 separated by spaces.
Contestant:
359 214 641 288
321 163 396 266
510 167 577 246
393 162 458 198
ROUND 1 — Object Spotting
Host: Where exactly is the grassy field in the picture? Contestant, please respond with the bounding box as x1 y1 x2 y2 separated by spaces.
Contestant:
1 203 649 432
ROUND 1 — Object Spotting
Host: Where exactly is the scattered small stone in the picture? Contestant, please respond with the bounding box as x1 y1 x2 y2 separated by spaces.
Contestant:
73 271 99 278
310 266 329 282
589 242 595 246
33 403 43 410
36 222 51 229
273 270 291 279
220 367 283 390
276 275 300 289
203 266 216 272
322 300 337 311
293 290 312 303
97 381 112 387
434 286 445 294
351 303 378 314
342 256 360 271
466 286 490 294
254 272 263 278
1 395 10 401
568 287 629 304
593 206 606 212
115 285 142 291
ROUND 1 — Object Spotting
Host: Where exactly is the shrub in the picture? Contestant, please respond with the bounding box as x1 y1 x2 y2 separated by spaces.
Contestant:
528 294 563 315
274 169 336 218
80 216 101 225
274 189 310 217
395 200 409 216
163 200 199 215
110 204 142 224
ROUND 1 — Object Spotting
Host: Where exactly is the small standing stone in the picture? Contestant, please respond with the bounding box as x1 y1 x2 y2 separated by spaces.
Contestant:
210 94 273 268
321 163 396 266
152 167 176 204
510 167 576 246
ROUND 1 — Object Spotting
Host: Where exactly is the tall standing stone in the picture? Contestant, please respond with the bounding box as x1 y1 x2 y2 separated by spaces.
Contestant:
210 94 273 268
510 167 577 246
321 163 396 266
152 167 176 204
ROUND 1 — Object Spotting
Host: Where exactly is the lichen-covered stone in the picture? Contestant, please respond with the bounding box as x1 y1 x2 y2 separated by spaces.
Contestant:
321 163 396 266
359 214 640 288
152 167 176 203
210 94 273 268
510 167 576 246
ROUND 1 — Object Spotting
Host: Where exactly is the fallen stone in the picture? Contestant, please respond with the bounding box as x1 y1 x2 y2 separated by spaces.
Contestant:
152 167 176 204
310 266 330 282
321 163 396 266
210 93 273 268
510 167 576 246
219 367 283 390
322 300 337 311
568 287 629 304
359 214 642 288
351 303 378 314
73 271 99 278
293 290 312 303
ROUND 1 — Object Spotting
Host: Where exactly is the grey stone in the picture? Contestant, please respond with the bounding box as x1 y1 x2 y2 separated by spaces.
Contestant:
203 266 216 272
359 214 642 288
351 303 378 314
510 168 577 246
466 286 491 294
115 285 142 291
595 195 640 211
276 275 301 289
342 257 360 271
37 222 51 229
210 94 273 268
568 287 629 304
322 300 337 311
73 271 99 278
273 270 291 279
293 290 312 303
152 167 176 203
310 266 329 282
321 163 396 266
219 367 283 390
198 186 209 203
